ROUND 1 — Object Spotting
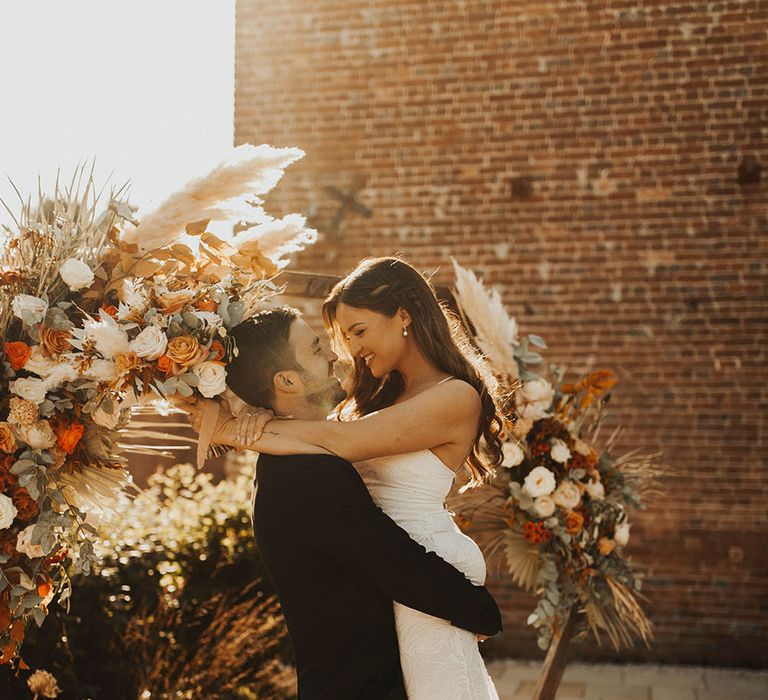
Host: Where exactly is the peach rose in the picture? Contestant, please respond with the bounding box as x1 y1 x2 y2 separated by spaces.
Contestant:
39 326 72 355
597 537 616 556
11 488 39 522
2 342 31 370
114 351 141 376
0 424 17 455
166 336 206 367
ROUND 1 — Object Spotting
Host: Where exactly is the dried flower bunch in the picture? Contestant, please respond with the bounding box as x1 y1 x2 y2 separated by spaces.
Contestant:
449 260 661 651
0 145 318 665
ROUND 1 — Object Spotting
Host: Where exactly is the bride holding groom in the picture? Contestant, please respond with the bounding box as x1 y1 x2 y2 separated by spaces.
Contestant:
190 256 507 699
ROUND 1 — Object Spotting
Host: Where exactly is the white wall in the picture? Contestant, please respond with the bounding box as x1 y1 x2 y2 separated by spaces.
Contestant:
0 1 235 223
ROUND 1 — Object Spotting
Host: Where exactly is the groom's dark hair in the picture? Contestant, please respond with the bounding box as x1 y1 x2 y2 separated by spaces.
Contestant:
226 306 302 409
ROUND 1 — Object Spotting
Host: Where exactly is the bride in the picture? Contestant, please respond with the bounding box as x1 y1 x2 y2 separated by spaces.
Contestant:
213 257 506 699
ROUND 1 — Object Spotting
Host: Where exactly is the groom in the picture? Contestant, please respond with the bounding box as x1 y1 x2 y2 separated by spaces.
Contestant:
217 306 502 699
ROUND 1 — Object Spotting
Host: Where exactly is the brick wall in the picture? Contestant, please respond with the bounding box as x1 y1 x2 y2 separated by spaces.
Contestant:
235 0 768 667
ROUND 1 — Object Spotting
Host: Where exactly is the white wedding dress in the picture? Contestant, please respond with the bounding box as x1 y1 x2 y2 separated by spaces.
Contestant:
355 449 499 699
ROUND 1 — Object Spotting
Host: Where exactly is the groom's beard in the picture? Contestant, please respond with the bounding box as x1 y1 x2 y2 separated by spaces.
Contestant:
302 372 347 413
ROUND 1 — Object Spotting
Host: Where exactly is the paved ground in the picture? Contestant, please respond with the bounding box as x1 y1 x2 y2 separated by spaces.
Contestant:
485 659 768 700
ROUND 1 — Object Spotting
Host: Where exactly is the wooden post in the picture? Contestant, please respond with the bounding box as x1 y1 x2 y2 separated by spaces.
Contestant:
531 605 580 700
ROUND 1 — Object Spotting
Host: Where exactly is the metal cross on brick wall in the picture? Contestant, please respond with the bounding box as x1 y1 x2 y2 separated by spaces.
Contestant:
321 175 373 238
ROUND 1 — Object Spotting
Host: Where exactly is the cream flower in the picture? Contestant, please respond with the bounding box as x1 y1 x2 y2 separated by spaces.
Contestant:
523 466 556 498
84 359 118 382
12 294 48 324
16 524 45 559
13 420 57 450
586 479 605 500
533 495 556 518
27 669 61 698
193 361 227 398
550 438 572 464
502 441 525 467
23 347 58 376
10 377 48 405
0 493 17 529
509 482 533 510
192 310 223 328
129 325 168 360
43 362 79 391
552 480 581 509
516 378 555 420
84 317 130 358
59 258 95 291
614 522 631 547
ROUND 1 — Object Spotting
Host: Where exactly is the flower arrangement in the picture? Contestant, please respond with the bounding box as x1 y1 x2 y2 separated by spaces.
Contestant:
0 146 317 665
449 260 661 652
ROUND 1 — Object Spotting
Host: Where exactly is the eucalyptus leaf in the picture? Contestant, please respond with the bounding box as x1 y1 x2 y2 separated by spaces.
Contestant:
176 380 193 397
527 334 548 349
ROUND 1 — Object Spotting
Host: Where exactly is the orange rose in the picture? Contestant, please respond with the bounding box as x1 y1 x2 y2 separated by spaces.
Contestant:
565 511 584 534
0 457 18 492
209 339 226 362
0 423 17 455
3 342 31 370
156 354 184 377
53 419 85 455
39 326 72 356
597 537 616 556
166 336 206 367
11 488 39 521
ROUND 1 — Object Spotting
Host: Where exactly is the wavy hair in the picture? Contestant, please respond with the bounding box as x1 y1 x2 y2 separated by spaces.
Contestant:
322 257 508 486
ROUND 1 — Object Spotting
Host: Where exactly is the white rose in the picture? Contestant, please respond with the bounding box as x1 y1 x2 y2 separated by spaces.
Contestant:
521 378 554 403
614 522 631 547
13 420 57 450
552 480 581 510
10 377 48 405
85 359 118 382
0 493 17 529
193 361 227 398
523 466 556 498
586 479 605 500
15 525 45 559
502 441 525 467
129 325 168 360
84 317 130 358
59 258 95 291
23 347 58 377
550 438 572 464
12 294 48 325
509 482 533 510
533 495 556 518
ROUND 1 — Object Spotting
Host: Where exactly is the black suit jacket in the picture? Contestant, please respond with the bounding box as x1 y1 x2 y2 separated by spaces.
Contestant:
253 453 502 700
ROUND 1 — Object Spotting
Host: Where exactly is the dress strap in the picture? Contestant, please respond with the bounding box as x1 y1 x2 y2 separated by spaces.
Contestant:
437 376 455 385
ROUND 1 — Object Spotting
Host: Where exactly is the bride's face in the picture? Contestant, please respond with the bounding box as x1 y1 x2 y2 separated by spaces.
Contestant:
335 302 410 378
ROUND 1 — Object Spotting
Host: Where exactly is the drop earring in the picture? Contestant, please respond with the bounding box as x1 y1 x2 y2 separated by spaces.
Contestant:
402 327 408 337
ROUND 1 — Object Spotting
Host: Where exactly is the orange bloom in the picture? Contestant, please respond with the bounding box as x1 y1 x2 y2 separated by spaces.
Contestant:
0 642 15 664
39 326 72 355
167 336 206 367
100 303 118 318
597 537 616 556
209 339 226 362
0 423 17 455
523 520 552 545
195 297 218 312
0 530 17 558
3 342 31 370
115 351 141 376
565 511 584 534
156 354 183 377
36 574 52 598
9 620 24 643
11 488 39 521
53 418 85 455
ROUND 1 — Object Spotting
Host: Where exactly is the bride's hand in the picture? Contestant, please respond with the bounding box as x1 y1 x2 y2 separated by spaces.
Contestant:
235 408 274 446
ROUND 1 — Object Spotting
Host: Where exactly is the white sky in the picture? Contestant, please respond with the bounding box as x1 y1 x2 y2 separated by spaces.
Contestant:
0 1 235 224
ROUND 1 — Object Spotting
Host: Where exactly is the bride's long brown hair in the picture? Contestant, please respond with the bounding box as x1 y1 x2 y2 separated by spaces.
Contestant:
322 256 507 486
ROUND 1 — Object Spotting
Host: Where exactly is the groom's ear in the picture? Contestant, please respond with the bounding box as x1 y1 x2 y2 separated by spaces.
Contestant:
273 370 302 395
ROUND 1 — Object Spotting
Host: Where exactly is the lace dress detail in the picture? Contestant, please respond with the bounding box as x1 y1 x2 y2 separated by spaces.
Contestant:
355 450 499 699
